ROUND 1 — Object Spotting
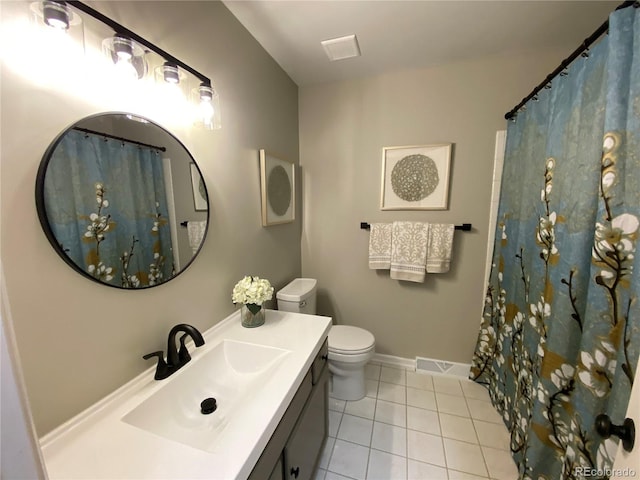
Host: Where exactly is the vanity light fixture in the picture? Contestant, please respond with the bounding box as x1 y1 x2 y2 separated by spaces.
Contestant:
198 82 213 101
30 0 85 61
161 62 181 84
111 34 133 60
31 0 83 35
193 81 221 130
102 34 147 80
154 62 188 98
39 0 221 128
43 0 70 30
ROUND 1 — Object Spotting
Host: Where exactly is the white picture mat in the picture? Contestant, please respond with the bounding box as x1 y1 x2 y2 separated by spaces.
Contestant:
259 150 295 226
381 143 452 210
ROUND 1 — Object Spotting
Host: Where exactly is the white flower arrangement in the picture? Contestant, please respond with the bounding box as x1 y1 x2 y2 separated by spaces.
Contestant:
232 276 274 314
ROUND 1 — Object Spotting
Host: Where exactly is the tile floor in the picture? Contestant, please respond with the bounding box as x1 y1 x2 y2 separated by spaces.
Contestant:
314 362 519 480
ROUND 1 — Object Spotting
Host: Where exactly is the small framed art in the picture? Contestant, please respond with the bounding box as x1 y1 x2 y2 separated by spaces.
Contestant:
259 149 295 226
380 143 452 210
190 163 208 211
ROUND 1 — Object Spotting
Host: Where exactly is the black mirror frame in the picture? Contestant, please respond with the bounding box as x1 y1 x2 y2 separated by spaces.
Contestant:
34 112 210 290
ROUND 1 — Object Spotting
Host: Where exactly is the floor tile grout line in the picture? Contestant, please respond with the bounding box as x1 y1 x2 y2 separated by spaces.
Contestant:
363 396 379 480
404 387 409 480
463 391 492 478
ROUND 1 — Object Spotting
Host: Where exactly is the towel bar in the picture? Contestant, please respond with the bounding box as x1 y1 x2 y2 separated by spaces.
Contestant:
180 221 189 227
360 222 471 231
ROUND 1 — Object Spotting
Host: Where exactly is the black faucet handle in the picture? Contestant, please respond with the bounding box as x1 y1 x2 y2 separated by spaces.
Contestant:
178 334 192 364
143 351 171 380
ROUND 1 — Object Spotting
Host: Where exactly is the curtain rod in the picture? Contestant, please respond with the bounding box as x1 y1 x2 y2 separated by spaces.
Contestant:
505 0 638 120
73 127 167 152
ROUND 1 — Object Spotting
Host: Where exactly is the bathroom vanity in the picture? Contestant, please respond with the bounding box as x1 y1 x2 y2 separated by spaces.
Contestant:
39 310 331 479
249 339 328 480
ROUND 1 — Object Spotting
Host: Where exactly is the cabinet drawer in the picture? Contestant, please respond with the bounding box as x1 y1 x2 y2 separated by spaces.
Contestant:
311 339 328 385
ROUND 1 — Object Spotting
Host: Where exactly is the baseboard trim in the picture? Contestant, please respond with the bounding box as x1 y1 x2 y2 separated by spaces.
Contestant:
372 353 416 370
372 353 471 380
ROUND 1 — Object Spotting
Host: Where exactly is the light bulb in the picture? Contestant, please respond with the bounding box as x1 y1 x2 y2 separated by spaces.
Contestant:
193 83 220 130
198 99 215 128
114 57 138 80
102 35 147 80
113 35 133 61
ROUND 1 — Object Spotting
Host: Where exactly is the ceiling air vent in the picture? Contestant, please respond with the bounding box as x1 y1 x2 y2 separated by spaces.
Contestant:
321 34 361 62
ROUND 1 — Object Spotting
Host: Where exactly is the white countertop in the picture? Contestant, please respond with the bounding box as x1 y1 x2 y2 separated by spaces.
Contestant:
40 310 332 480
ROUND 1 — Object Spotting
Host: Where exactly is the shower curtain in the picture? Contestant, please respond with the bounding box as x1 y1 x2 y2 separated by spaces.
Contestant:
470 5 639 479
44 129 175 288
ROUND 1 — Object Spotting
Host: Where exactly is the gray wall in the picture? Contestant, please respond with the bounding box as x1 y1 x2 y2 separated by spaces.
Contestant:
1 1 299 436
299 51 565 364
1 290 47 480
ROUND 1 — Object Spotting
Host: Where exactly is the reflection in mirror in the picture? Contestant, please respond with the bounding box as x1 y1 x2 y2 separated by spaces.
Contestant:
35 113 209 289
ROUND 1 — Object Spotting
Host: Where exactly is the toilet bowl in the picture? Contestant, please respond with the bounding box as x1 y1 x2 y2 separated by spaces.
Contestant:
327 325 375 401
276 278 376 402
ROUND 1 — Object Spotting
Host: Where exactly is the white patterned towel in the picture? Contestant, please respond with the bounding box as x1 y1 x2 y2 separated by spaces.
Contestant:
187 221 207 254
426 224 454 273
390 221 430 282
369 223 393 269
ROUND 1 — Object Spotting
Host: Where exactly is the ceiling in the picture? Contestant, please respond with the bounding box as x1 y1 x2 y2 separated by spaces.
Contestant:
221 0 619 87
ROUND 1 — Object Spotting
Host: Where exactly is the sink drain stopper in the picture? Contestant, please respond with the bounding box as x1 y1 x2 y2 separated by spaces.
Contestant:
200 397 217 414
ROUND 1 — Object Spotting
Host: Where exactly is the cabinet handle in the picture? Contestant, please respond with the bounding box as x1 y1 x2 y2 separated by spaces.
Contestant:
321 354 328 361
595 414 635 452
290 466 300 478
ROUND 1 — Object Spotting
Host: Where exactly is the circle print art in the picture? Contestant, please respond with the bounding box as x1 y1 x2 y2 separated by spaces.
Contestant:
391 154 439 202
267 165 292 216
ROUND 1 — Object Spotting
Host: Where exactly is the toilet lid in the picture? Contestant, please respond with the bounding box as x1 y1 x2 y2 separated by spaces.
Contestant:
329 325 375 355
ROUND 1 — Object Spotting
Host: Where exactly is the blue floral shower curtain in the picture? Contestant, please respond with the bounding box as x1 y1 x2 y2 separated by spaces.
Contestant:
471 6 639 479
44 129 174 288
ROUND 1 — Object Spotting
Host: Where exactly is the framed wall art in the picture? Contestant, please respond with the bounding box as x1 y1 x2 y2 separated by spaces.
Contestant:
190 163 208 211
259 149 295 226
380 143 452 210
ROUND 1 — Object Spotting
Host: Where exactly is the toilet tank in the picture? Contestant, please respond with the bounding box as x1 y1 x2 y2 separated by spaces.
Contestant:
276 278 317 315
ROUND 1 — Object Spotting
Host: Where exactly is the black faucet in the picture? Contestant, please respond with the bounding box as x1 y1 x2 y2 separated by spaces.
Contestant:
143 323 205 380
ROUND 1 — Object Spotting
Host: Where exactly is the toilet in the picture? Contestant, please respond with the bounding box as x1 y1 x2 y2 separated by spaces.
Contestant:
277 278 376 401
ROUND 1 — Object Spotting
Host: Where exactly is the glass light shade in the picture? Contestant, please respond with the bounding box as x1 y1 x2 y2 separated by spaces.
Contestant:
191 83 221 130
30 1 83 31
102 34 147 80
154 62 185 85
43 1 70 30
152 63 189 114
28 0 85 70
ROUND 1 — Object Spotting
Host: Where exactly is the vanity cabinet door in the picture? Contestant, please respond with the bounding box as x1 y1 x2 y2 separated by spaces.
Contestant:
283 369 328 480
248 372 313 480
268 457 284 480
311 339 328 385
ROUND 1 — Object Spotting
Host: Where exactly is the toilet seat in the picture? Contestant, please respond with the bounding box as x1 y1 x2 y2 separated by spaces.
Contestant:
329 325 375 355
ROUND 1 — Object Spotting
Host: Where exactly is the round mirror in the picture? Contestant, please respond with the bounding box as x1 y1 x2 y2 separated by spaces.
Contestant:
35 113 209 289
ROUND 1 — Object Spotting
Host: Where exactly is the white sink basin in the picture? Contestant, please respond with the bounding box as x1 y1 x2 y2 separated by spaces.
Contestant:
41 310 332 480
122 339 290 453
